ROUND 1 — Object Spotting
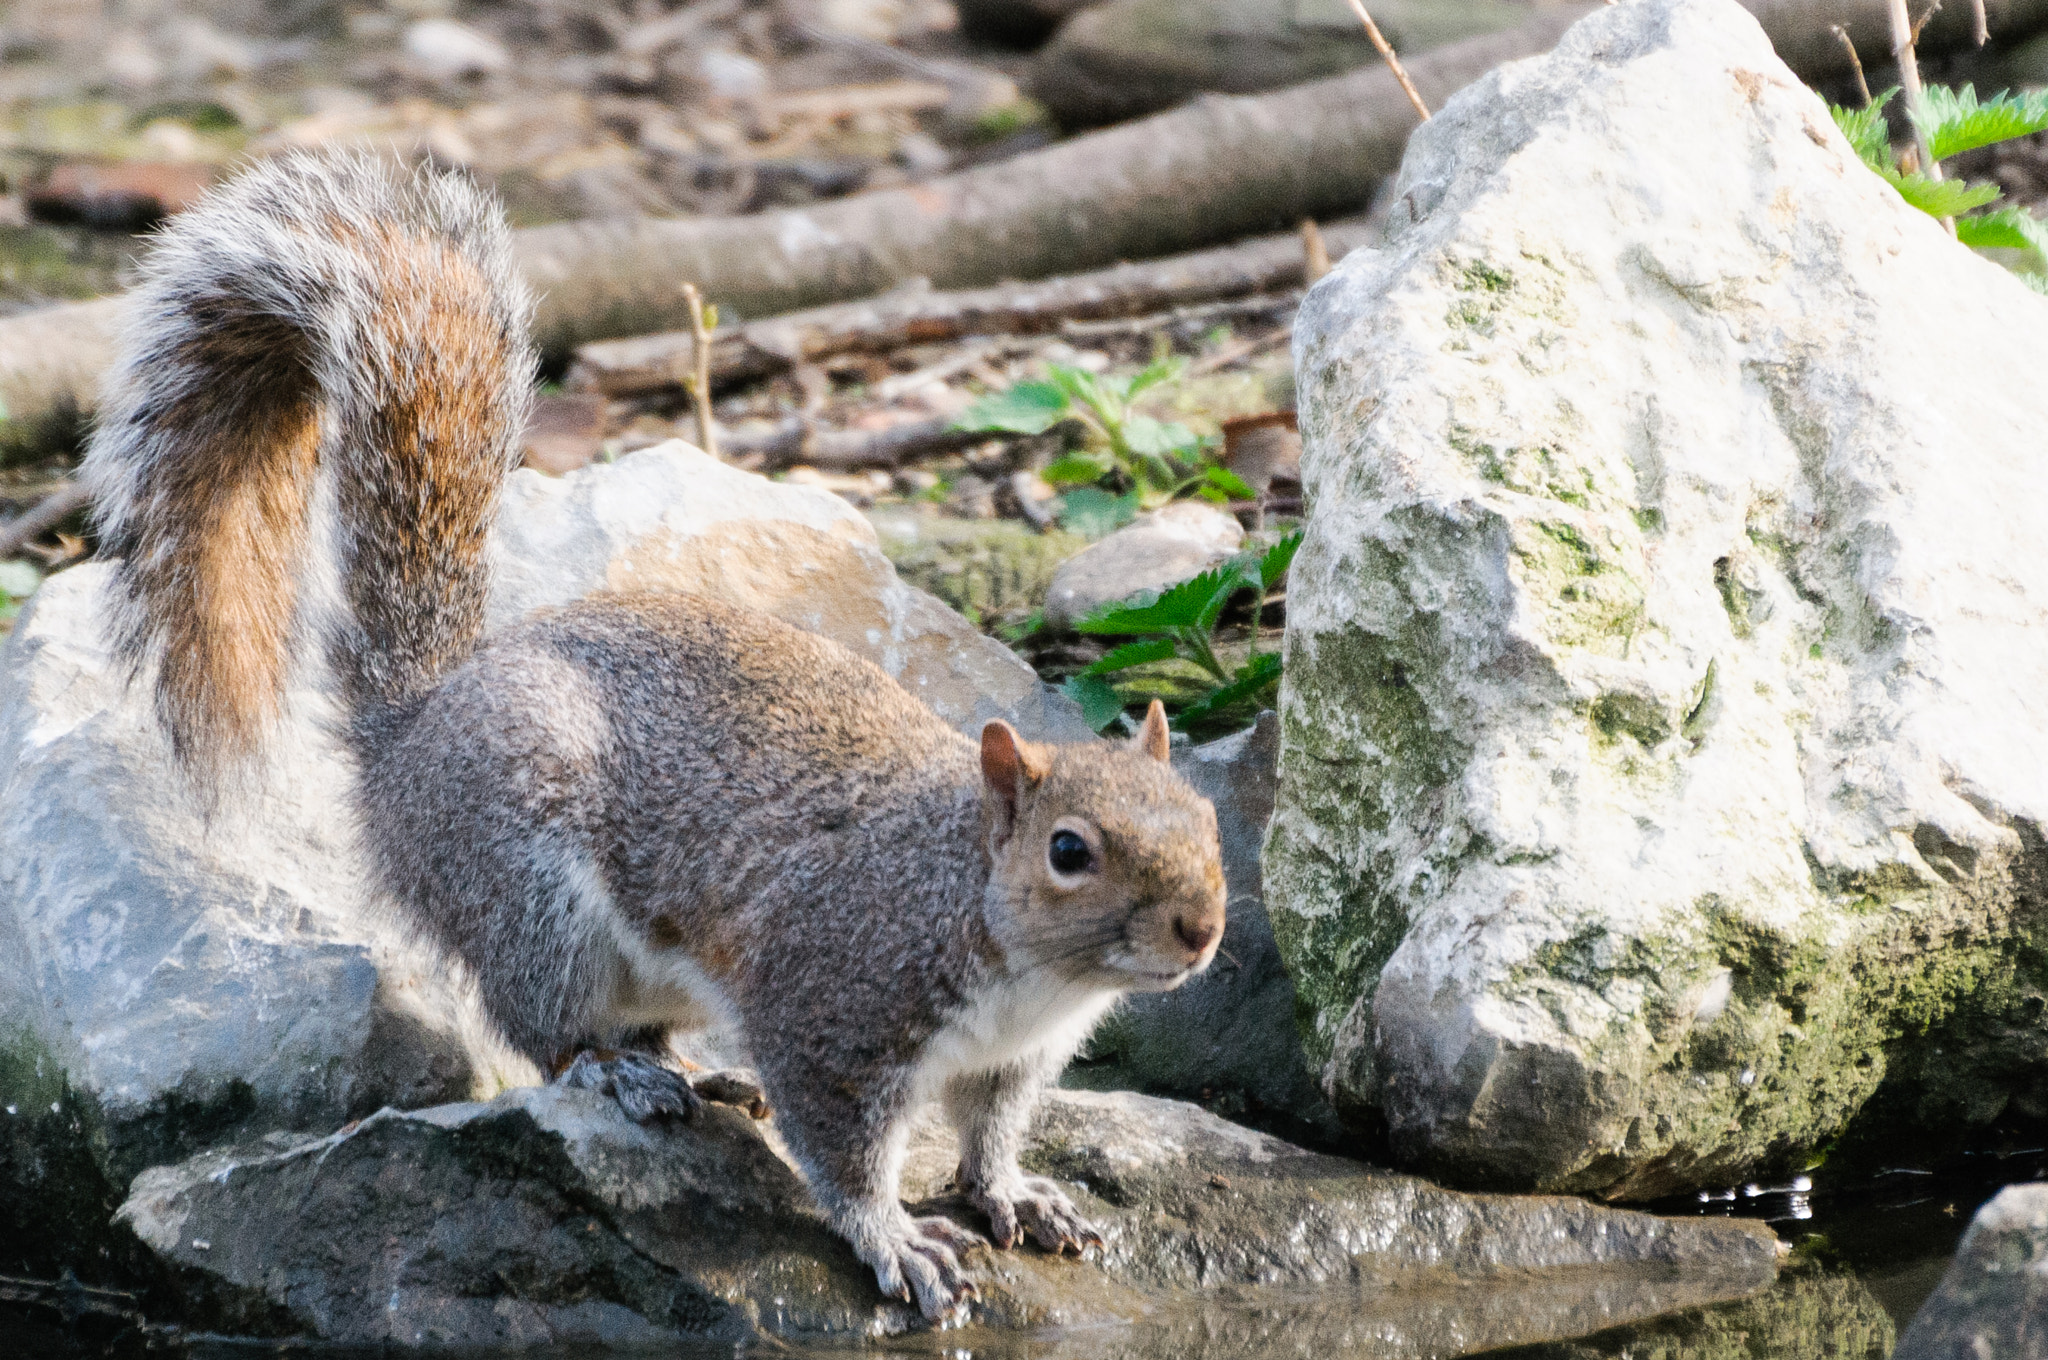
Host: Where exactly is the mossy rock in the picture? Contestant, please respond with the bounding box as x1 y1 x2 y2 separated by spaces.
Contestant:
869 510 1087 631
1269 0 2048 1198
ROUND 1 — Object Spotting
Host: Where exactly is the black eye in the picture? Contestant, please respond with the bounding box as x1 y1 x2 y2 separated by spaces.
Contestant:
1049 829 1092 875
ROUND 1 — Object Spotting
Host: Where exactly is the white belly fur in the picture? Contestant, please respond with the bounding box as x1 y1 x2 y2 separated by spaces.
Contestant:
913 973 1122 1098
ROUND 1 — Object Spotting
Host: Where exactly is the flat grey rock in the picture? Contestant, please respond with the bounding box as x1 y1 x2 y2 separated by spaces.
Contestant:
1043 500 1244 631
117 1085 1780 1351
1269 0 2048 1196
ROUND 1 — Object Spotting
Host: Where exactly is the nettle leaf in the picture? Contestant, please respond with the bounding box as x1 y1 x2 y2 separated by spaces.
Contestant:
1122 414 1200 460
1830 89 1897 169
1082 637 1179 676
1173 651 1284 730
1957 206 2048 257
1259 528 1304 589
1079 559 1249 635
953 381 1069 434
1915 84 2048 162
1204 464 1258 501
1061 674 1127 732
1877 167 2002 218
1059 486 1141 538
1195 558 1259 632
1041 454 1112 486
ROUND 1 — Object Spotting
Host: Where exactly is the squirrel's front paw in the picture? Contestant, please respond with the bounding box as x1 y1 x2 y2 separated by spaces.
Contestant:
865 1216 985 1324
555 1050 704 1123
968 1176 1105 1256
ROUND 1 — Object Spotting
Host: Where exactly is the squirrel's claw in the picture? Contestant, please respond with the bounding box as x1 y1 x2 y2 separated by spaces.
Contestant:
866 1216 984 1325
1011 1177 1104 1257
966 1175 1103 1258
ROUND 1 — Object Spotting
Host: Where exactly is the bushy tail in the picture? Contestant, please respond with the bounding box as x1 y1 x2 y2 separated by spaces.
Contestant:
85 150 535 779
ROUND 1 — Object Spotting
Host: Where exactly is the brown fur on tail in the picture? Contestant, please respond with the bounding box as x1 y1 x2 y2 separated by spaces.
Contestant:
84 151 535 779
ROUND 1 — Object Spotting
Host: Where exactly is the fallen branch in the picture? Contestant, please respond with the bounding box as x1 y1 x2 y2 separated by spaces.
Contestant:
1058 293 1301 343
568 224 1370 398
0 479 88 558
721 416 992 471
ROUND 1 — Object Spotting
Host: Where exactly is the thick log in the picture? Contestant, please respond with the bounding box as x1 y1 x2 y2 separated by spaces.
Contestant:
516 10 1591 357
567 222 1372 398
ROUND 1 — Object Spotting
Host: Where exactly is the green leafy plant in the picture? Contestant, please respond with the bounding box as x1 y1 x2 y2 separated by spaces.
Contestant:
953 354 1257 535
1831 84 2048 279
1060 528 1301 734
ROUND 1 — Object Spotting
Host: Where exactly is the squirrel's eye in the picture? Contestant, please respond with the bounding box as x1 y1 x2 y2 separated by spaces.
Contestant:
1048 829 1092 876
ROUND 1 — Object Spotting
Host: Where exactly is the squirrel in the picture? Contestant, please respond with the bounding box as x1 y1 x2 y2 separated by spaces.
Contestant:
84 150 1229 1323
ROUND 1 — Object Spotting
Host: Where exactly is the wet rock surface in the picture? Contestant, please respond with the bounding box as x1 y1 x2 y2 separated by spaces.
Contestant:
1270 0 2048 1197
0 442 1084 1270
1895 1183 2048 1360
1497 1261 1899 1360
116 1085 1779 1351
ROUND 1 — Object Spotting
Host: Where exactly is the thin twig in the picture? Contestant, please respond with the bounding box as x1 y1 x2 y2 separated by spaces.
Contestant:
1187 326 1292 377
1832 25 1873 108
1889 0 1942 178
1343 0 1430 121
0 480 88 559
1969 0 1989 44
679 283 719 460
1300 218 1331 285
1911 0 1944 44
718 416 991 472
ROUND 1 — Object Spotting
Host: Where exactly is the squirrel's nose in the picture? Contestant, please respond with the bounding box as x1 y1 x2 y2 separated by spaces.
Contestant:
1173 914 1220 956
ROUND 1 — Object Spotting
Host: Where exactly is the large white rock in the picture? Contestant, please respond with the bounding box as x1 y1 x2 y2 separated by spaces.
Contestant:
1267 0 2048 1197
0 443 1083 1197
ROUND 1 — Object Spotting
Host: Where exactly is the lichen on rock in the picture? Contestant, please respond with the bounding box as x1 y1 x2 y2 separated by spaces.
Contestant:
1268 0 2048 1197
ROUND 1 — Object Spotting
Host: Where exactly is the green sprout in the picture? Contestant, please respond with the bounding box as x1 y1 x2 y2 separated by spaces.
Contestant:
953 354 1257 536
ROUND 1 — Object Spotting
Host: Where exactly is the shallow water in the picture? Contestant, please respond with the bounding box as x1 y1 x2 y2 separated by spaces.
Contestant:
5 1152 2036 1360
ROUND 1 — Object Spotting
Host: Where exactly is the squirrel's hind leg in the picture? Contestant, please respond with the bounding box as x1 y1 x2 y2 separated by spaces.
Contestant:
761 1061 984 1324
945 1061 1105 1256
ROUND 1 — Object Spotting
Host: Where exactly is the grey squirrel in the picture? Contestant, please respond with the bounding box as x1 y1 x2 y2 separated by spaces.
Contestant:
84 151 1228 1323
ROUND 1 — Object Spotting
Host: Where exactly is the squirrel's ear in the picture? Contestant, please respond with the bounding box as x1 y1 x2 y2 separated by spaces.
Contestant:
980 720 1049 845
1135 699 1171 764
